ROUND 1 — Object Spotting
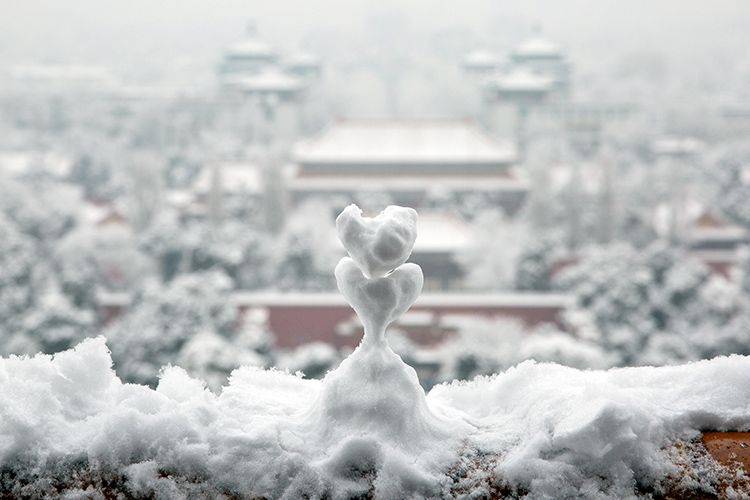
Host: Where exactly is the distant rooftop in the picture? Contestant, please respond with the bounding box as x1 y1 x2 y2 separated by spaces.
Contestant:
687 210 748 243
463 49 501 70
287 174 528 192
652 136 704 157
486 68 554 93
226 40 276 59
294 119 516 165
224 23 276 60
414 213 472 253
233 68 304 94
512 35 563 59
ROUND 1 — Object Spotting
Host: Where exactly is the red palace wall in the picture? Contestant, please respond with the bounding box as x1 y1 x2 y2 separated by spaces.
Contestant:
97 292 571 350
237 294 570 349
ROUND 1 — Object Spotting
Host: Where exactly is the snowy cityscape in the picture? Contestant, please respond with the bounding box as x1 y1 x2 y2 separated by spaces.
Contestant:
2 1 750 498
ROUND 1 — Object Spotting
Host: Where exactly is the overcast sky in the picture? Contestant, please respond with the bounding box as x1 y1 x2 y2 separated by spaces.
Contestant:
2 0 749 86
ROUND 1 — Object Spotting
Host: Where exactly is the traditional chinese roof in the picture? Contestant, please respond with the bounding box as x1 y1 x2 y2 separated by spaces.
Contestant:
486 68 554 93
233 68 303 94
294 119 516 166
512 36 563 59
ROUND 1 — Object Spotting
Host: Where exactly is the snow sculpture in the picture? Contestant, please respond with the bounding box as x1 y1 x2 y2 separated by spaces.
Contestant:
335 204 418 279
299 204 471 493
334 204 421 346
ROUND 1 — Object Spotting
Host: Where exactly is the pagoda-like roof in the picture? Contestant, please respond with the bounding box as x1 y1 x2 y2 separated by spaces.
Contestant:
225 39 276 60
651 136 704 157
512 36 563 59
294 119 516 165
486 68 554 93
233 68 303 94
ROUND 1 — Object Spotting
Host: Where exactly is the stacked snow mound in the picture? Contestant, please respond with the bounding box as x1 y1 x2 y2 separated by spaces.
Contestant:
336 204 418 279
300 204 473 496
2 205 750 498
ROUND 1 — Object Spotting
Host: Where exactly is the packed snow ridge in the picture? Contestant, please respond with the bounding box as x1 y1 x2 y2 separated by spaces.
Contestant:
1 205 750 498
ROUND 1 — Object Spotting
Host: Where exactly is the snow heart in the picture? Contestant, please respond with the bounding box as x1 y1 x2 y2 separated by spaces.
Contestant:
336 204 418 279
334 256 423 343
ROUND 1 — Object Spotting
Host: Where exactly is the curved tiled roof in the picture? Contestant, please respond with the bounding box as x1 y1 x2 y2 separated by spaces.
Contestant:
294 119 516 165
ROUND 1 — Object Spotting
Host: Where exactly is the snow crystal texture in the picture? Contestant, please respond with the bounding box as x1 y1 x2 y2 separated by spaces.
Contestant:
2 339 749 498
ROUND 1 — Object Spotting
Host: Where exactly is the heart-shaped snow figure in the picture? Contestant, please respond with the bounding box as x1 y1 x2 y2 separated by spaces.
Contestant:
335 257 423 343
336 204 418 279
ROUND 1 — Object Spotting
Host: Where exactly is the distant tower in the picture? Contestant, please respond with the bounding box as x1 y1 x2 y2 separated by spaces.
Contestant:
217 23 314 148
283 51 323 135
509 26 570 95
218 21 278 82
461 48 502 130
480 27 571 162
237 68 305 149
483 68 554 161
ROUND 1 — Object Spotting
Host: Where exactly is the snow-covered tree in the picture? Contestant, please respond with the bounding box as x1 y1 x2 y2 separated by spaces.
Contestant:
275 342 344 379
56 226 152 302
68 153 114 200
178 305 275 390
428 318 616 382
0 176 79 242
0 213 95 355
53 231 102 309
20 287 94 354
273 200 341 291
0 214 38 340
514 236 557 291
106 271 231 384
555 242 740 364
105 270 270 386
714 143 750 228
460 210 525 290
139 212 272 288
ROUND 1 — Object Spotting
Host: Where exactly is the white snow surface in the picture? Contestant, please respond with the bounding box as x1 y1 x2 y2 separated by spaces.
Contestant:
429 357 750 497
2 338 749 498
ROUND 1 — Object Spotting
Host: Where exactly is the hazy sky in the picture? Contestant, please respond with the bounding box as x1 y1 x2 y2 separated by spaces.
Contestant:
2 0 749 85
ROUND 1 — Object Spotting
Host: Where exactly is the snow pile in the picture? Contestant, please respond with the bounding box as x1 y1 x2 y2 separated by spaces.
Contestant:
1 205 750 498
3 338 749 497
429 356 750 497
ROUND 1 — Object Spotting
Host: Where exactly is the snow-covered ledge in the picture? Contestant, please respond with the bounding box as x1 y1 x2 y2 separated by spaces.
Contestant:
1 205 749 498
